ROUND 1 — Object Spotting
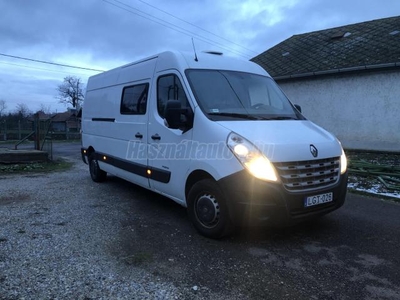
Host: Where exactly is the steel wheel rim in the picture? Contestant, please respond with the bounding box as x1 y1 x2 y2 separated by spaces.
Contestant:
195 193 220 228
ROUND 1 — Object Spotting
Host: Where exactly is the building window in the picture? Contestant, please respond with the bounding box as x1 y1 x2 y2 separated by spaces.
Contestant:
120 83 149 115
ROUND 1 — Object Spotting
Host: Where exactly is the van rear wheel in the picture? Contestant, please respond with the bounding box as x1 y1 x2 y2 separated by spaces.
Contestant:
187 179 232 239
88 153 107 182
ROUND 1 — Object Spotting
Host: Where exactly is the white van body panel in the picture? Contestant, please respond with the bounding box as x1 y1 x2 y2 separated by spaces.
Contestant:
218 120 342 162
146 69 192 204
81 50 348 237
188 108 244 179
83 58 158 188
146 103 243 204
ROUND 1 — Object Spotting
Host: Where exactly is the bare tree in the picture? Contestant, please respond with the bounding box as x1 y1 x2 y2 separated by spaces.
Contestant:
0 99 6 117
38 103 53 115
15 103 31 118
57 76 85 108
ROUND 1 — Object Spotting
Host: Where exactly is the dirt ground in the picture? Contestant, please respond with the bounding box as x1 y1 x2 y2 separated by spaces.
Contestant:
1 153 400 299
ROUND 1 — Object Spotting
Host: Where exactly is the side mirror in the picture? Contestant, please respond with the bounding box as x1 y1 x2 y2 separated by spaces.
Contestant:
164 100 193 130
294 104 302 113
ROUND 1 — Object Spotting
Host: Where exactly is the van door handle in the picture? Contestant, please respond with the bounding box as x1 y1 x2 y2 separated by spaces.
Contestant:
151 134 161 140
135 132 143 139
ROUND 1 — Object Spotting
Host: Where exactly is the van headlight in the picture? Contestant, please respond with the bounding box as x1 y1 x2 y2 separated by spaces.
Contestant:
340 149 347 174
227 132 278 182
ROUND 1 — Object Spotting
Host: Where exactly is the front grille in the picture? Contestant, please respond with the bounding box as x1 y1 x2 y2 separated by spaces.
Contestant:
274 157 340 192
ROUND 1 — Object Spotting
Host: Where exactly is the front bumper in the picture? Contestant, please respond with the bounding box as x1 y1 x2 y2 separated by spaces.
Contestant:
217 170 348 226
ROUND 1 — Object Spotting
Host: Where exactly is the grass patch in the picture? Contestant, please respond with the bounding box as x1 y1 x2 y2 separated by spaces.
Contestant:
347 151 400 199
0 139 81 145
0 140 33 145
0 159 73 174
51 139 81 143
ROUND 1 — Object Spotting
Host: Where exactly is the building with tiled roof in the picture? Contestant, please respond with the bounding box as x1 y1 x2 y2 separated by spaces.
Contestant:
50 109 80 139
252 16 400 79
252 16 400 151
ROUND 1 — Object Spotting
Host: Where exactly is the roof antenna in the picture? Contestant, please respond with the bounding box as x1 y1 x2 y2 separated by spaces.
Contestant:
192 38 198 62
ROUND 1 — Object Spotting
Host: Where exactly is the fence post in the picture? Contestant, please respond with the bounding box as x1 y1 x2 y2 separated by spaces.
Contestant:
35 113 40 150
18 120 21 140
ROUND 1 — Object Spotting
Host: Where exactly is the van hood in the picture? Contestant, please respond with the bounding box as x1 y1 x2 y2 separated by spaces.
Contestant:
218 120 342 162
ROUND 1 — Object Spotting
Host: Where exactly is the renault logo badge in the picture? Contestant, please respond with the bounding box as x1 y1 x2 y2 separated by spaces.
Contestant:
310 144 318 158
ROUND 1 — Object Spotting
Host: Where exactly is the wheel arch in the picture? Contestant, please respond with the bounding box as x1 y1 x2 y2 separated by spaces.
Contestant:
87 146 107 182
185 170 215 200
86 146 95 156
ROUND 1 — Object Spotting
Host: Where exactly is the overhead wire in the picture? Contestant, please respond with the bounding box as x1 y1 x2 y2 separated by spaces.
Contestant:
102 0 253 59
0 61 94 77
135 0 258 55
0 53 104 72
1 1 257 82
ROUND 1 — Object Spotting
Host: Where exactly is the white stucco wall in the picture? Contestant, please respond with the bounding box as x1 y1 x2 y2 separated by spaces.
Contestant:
278 71 400 152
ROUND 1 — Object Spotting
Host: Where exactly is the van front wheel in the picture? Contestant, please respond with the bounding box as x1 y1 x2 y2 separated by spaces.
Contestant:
187 179 232 239
88 153 107 182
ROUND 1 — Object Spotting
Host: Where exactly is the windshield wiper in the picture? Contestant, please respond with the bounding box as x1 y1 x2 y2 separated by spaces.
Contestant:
265 116 298 120
208 112 263 120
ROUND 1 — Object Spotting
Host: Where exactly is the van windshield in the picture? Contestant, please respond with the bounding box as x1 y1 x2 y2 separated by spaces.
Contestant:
185 70 304 121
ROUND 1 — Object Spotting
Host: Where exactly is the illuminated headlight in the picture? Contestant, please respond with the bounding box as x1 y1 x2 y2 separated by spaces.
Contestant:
227 132 278 182
340 149 347 174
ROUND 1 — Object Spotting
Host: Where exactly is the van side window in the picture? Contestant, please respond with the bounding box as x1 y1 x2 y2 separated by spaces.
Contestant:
120 83 149 115
157 74 189 118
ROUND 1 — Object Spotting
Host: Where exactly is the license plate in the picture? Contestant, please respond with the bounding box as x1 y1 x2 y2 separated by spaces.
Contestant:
304 192 333 207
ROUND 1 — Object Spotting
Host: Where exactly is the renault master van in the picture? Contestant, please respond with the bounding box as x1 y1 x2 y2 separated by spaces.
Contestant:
81 51 348 238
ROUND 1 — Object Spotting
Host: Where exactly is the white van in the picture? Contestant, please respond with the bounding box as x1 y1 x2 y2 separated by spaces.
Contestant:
81 51 348 238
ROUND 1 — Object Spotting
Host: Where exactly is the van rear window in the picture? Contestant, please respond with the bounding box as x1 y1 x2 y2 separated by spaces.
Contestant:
120 83 149 115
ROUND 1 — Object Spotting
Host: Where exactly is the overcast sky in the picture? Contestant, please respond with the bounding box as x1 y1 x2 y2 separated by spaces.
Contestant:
0 0 399 113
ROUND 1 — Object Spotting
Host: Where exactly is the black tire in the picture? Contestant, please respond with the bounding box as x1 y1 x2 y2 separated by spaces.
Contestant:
187 179 233 239
88 153 107 182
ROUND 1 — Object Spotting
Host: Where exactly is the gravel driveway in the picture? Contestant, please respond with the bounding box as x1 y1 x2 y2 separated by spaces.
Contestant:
0 158 209 299
1 153 400 299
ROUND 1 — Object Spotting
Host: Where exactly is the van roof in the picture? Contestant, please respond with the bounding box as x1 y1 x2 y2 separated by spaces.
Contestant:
160 50 268 75
105 50 269 75
86 51 270 91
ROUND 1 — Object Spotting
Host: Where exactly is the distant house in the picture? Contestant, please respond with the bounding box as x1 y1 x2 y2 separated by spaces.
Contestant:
32 111 51 122
251 16 400 152
51 109 80 139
